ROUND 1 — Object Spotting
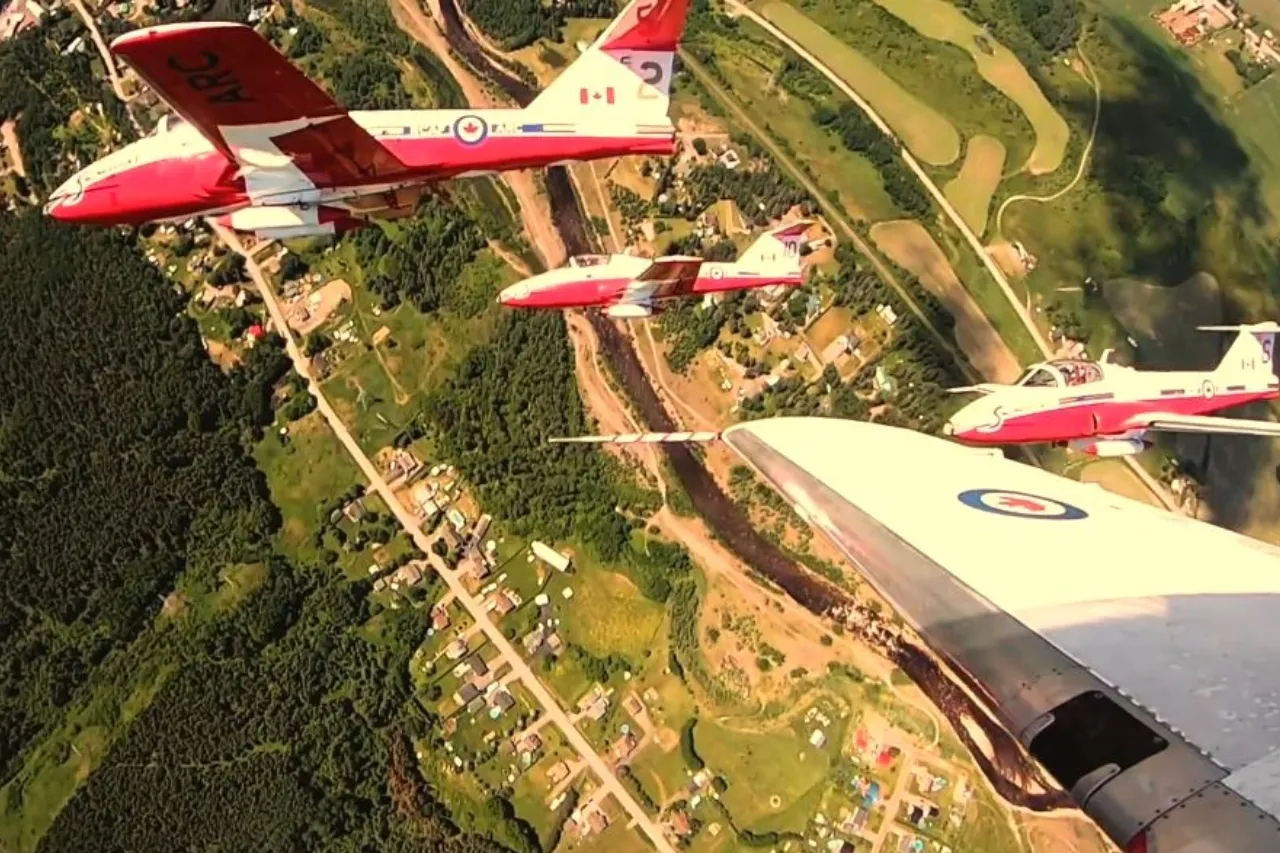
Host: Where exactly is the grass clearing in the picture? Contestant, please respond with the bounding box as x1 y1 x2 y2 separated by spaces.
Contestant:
753 0 961 165
944 135 1007 235
555 565 664 664
870 220 1022 382
253 411 363 552
693 717 830 830
870 0 1070 174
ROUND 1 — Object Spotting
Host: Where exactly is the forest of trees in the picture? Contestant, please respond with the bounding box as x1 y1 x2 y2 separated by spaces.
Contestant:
0 212 281 782
0 24 134 193
425 312 635 561
953 0 1082 64
350 198 487 311
816 104 931 219
460 0 617 50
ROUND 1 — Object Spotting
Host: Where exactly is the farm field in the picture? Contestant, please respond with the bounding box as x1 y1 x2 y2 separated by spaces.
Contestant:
752 0 962 166
1079 460 1165 507
944 135 1007 235
870 220 1021 382
872 0 1071 174
689 15 900 221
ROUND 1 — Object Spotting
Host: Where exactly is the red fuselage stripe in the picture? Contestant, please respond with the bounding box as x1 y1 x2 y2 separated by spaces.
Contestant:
958 389 1279 444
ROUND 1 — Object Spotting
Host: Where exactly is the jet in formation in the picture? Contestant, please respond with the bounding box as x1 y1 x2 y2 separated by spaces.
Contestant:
944 322 1280 456
550 416 1280 852
497 220 813 318
43 0 691 239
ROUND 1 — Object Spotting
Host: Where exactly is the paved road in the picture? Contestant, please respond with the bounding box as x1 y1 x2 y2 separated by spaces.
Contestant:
215 224 677 853
69 0 143 135
728 1 1178 514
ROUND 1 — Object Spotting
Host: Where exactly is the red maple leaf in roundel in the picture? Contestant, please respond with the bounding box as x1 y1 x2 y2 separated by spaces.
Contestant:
998 496 1045 512
462 121 479 135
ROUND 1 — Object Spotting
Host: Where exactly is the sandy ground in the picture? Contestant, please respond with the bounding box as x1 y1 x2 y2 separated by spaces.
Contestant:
391 0 566 268
871 220 1021 383
986 239 1029 281
288 279 351 336
203 338 242 371
1 120 26 178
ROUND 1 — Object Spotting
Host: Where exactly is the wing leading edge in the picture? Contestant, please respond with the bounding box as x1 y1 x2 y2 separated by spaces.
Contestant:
714 417 1280 852
1142 412 1280 437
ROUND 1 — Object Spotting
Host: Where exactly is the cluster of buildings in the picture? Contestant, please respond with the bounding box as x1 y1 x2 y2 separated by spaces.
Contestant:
1156 0 1239 46
448 652 516 719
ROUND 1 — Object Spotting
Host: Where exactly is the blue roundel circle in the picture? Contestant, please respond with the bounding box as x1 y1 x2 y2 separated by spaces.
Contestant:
956 489 1088 521
453 114 489 146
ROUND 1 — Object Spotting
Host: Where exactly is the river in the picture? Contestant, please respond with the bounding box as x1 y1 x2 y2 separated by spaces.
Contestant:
432 0 1068 812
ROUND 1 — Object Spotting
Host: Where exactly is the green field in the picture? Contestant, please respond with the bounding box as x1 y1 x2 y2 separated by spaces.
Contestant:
689 16 900 221
253 411 363 551
943 135 1007 235
693 717 830 830
753 0 962 165
547 549 666 662
872 0 1070 174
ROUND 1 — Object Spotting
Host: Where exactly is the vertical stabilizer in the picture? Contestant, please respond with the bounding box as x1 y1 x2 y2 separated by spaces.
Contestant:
1202 322 1280 376
736 220 812 271
523 0 691 121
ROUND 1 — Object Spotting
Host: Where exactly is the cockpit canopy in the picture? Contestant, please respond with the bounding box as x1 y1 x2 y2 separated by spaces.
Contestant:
1014 359 1103 389
151 114 190 137
567 254 609 269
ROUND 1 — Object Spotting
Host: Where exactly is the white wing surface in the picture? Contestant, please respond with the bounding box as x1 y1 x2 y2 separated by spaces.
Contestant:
715 417 1280 852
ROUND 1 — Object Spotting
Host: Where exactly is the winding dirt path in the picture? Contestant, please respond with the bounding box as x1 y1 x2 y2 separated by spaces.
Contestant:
994 46 1101 236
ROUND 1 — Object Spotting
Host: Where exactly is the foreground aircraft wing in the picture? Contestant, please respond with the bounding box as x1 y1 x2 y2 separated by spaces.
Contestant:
111 23 410 187
620 257 704 305
559 420 1280 850
719 418 1280 852
1141 412 1280 437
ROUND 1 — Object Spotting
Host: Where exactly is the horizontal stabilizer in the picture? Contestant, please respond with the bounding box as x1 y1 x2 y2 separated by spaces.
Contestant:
549 431 721 445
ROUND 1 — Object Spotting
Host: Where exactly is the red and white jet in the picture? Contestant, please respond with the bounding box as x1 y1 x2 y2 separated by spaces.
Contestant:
497 221 813 318
43 0 689 239
943 322 1280 456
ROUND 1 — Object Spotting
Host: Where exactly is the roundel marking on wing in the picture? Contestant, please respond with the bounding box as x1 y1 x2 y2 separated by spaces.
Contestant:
453 114 489 146
956 488 1089 520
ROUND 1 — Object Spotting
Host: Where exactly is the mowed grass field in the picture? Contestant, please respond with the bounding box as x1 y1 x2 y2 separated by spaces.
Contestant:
753 0 962 165
943 135 1007 235
693 718 830 831
696 18 900 221
873 0 1070 174
546 545 666 662
870 220 1022 382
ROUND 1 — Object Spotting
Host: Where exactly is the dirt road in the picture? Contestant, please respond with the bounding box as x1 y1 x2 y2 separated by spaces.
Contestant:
1 120 26 179
391 0 566 268
216 224 676 853
68 0 143 136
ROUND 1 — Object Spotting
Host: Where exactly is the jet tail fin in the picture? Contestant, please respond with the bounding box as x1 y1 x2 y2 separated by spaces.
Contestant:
1200 322 1280 376
737 219 813 271
523 0 690 123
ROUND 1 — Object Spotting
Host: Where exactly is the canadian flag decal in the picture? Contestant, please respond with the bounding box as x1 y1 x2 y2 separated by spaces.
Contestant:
579 86 617 105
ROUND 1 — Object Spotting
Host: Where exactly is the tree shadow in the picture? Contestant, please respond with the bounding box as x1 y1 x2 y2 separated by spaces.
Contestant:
1050 15 1280 533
